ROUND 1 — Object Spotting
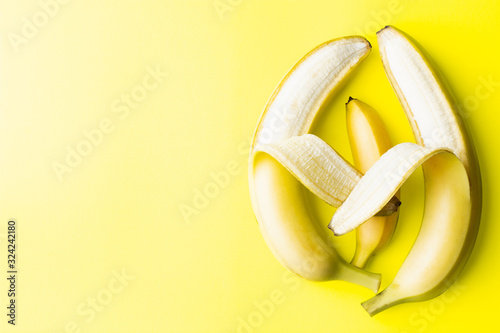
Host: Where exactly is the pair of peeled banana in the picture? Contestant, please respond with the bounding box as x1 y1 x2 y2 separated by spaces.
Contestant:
248 26 481 315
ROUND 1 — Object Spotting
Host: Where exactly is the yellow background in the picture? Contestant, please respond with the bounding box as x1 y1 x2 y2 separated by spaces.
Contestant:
0 0 499 332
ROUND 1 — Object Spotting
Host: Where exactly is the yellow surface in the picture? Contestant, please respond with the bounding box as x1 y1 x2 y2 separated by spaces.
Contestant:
0 0 498 332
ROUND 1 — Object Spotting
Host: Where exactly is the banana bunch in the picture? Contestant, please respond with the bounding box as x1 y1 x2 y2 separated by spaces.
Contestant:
248 26 481 315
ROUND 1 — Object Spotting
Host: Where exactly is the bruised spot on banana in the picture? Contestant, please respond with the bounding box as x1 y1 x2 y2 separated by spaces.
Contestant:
249 26 481 315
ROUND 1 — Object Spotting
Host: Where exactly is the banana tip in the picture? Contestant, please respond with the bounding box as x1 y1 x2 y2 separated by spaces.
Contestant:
377 25 392 35
328 224 342 236
366 38 372 49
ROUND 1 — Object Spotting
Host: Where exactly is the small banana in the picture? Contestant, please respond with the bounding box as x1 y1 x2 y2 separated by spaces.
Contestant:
346 98 399 268
249 37 382 290
329 26 481 315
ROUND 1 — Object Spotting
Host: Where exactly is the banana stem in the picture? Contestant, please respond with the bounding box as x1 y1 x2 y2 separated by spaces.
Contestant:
375 196 401 216
361 289 403 316
350 249 371 269
335 262 381 294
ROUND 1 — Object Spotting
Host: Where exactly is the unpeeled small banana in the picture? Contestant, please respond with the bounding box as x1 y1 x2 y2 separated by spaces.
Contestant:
346 98 399 268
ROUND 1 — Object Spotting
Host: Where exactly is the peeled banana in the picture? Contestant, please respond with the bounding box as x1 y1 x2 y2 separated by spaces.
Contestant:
365 25 481 316
328 26 481 315
249 37 382 290
346 98 399 268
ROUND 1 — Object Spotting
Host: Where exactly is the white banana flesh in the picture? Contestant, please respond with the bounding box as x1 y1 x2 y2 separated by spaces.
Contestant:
260 134 362 208
261 134 400 215
253 37 371 148
249 37 382 290
328 26 481 315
